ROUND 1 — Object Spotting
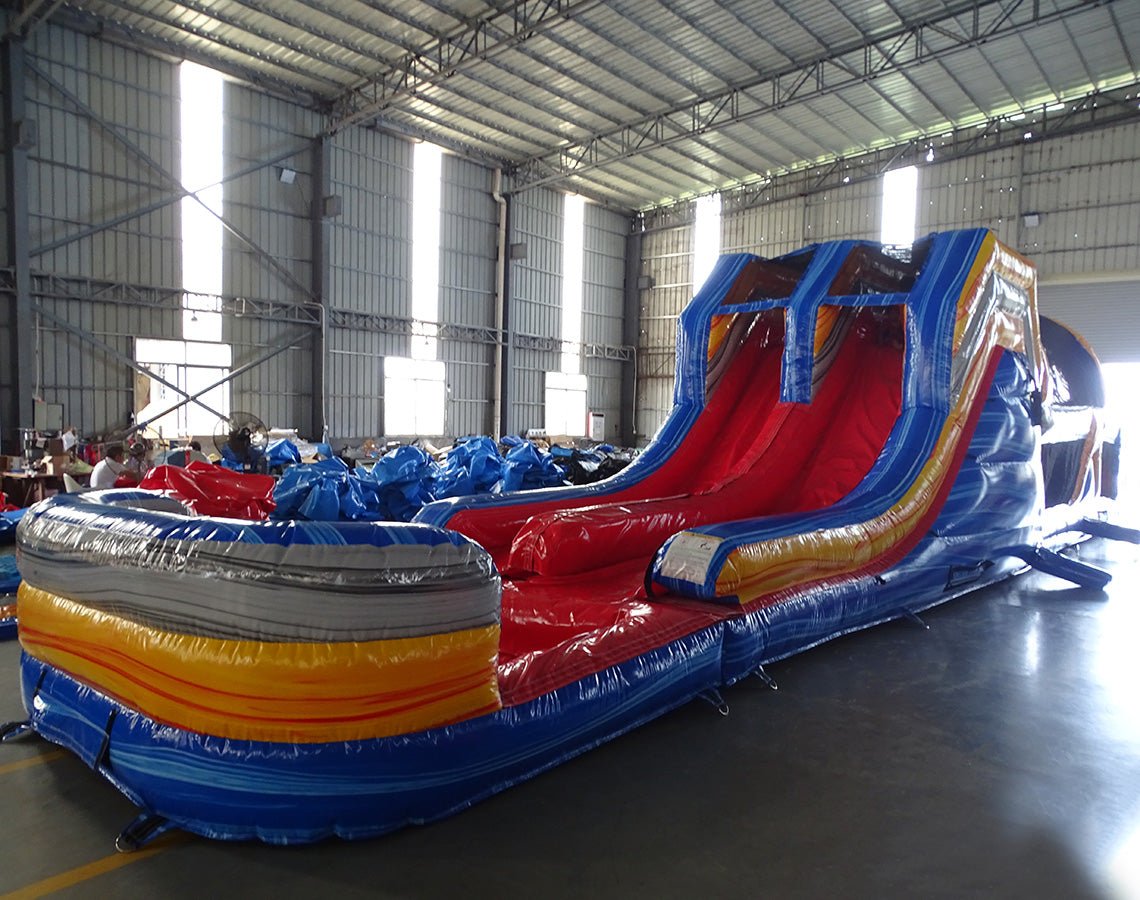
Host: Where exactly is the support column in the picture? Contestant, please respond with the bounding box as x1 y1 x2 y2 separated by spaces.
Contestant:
2 38 34 455
498 195 514 437
310 136 331 442
620 226 643 447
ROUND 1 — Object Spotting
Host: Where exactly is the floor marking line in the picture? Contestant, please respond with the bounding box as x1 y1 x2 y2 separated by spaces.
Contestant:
0 834 189 899
0 750 67 777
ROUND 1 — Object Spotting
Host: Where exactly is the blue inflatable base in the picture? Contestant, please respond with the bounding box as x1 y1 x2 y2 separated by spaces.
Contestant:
17 525 1046 844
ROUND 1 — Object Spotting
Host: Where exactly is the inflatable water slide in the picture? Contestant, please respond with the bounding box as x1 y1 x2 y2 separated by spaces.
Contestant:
4 228 1134 846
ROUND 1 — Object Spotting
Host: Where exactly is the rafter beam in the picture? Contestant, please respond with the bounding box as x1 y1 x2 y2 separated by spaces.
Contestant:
637 83 1140 228
14 269 322 326
327 0 603 134
512 0 1112 192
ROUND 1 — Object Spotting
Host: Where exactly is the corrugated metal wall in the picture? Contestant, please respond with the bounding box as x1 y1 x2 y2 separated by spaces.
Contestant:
2 22 633 447
439 155 497 439
223 82 321 434
23 24 180 436
722 180 880 255
636 122 1140 440
917 147 1021 247
722 196 805 256
26 27 179 283
507 186 562 434
1038 279 1140 364
1020 122 1140 276
582 203 627 443
325 127 412 441
918 122 1140 276
637 219 692 441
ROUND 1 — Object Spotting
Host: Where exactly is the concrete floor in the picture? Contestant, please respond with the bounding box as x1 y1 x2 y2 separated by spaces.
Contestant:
1 538 1139 899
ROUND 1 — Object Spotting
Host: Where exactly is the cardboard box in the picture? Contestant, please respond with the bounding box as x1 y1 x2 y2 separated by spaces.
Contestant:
44 455 71 476
45 438 65 455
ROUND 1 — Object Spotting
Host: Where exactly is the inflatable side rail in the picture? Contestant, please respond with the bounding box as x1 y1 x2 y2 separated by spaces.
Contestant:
412 255 757 539
414 240 924 559
15 489 503 742
650 230 1048 603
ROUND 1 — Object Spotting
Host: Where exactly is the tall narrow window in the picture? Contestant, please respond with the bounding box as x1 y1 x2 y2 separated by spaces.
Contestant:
136 61 229 440
384 141 446 436
544 193 587 435
692 193 722 292
560 193 585 375
545 371 587 436
384 357 446 436
881 166 918 247
179 61 224 343
411 141 443 360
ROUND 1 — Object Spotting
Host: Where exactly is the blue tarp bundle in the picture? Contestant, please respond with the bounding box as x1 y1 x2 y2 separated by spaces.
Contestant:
271 439 575 523
265 439 302 468
433 437 504 500
272 449 440 523
499 440 568 492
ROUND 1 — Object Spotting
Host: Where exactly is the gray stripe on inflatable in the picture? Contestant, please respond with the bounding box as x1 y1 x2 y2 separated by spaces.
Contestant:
19 550 499 641
17 506 501 643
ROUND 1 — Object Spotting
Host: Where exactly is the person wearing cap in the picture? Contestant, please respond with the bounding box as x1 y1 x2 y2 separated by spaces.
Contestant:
90 445 127 489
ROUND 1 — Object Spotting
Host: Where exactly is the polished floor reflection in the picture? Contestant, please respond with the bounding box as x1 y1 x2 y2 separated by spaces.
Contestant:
1 538 1138 899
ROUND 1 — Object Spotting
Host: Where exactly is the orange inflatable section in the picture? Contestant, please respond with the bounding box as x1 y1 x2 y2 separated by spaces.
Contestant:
17 584 502 743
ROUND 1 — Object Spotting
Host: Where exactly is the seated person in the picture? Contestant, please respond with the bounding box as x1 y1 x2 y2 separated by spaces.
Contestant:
166 440 211 468
124 442 151 483
89 445 127 489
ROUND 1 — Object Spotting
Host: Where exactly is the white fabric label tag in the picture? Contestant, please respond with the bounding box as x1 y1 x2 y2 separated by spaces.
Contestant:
658 532 724 584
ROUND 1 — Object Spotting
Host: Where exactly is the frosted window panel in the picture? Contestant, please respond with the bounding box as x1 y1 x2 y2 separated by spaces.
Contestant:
545 371 587 436
385 357 446 435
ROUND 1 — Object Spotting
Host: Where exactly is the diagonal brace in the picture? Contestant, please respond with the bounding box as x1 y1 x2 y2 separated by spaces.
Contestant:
34 303 229 422
26 61 315 302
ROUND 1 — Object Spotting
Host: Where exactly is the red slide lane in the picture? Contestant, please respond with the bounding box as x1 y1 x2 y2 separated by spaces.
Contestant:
448 314 788 565
505 316 903 577
495 311 906 707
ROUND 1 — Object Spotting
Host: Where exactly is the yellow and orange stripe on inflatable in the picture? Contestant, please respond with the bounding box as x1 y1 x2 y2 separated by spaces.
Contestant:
712 235 1041 604
18 584 501 744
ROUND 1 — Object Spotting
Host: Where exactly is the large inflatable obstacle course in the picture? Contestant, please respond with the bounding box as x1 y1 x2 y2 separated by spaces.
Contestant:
3 228 1136 846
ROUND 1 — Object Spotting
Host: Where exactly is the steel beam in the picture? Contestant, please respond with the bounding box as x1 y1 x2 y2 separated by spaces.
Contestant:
129 328 313 437
620 228 641 446
33 304 229 424
24 270 320 325
4 0 62 38
53 7 319 108
26 60 317 303
310 136 330 442
31 145 306 258
510 0 1112 192
640 83 1140 228
328 0 604 134
1 38 34 454
499 194 513 436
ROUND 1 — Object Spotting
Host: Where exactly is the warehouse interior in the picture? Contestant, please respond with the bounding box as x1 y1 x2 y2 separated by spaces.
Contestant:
1 0 1139 896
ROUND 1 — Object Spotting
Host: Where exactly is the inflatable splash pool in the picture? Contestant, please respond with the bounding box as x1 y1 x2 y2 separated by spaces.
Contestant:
4 228 1136 846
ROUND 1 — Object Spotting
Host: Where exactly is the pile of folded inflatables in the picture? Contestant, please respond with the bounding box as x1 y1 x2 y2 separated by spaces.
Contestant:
271 436 627 523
